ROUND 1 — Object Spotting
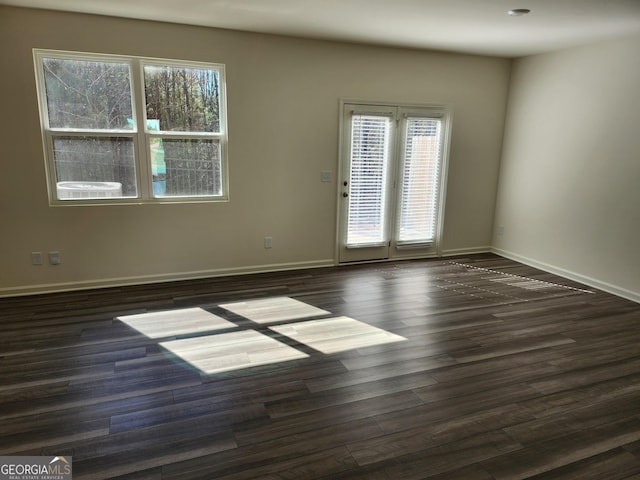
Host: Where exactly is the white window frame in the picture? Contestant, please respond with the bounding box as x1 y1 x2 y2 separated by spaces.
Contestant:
33 49 229 206
395 108 448 249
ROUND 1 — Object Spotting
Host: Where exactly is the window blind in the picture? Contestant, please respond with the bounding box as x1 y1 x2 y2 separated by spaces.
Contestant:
346 114 392 247
397 116 442 245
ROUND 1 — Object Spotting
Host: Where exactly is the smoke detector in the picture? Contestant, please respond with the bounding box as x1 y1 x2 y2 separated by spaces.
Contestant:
508 8 531 16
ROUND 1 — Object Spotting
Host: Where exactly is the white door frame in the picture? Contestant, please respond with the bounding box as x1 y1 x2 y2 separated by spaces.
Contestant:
335 99 453 264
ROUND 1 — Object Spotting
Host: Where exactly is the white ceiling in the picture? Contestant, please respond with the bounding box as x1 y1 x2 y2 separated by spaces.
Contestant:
3 0 640 57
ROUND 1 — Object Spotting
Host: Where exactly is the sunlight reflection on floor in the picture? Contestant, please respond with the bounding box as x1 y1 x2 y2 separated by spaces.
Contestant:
118 298 406 375
219 296 329 323
160 330 309 374
117 307 236 338
271 316 406 354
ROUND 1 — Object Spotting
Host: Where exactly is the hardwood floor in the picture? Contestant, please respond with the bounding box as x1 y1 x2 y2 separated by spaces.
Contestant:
2 254 640 479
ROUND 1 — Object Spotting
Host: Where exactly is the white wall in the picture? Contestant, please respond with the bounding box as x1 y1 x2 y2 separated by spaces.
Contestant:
0 6 510 295
493 33 640 302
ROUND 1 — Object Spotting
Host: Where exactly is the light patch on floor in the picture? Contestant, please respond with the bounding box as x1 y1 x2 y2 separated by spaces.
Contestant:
119 298 405 375
449 261 594 294
160 330 309 374
117 307 237 338
219 296 330 324
270 316 407 354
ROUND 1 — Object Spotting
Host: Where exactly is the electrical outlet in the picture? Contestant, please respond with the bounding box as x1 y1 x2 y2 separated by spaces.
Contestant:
321 171 332 183
31 252 43 265
264 236 273 249
497 225 505 236
49 251 61 265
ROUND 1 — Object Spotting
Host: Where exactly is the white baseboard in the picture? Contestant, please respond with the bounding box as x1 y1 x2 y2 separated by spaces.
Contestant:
5 248 638 305
440 246 492 257
0 259 335 298
491 247 640 304
0 247 492 297
340 246 492 264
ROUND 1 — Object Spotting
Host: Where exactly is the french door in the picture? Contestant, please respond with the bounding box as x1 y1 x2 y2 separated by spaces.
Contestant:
338 102 451 263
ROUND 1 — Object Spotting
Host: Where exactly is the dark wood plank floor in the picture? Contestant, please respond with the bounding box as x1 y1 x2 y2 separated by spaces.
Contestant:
2 253 640 479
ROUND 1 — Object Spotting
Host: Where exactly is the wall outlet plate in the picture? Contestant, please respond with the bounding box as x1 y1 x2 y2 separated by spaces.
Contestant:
31 252 43 265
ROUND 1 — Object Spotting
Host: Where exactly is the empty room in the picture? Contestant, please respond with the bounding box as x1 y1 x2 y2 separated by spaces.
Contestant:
1 0 639 478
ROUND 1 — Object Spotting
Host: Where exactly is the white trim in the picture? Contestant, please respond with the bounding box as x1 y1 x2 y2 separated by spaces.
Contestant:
492 247 640 304
6 249 637 304
337 246 490 264
0 260 335 298
336 99 453 263
33 48 229 206
440 246 492 257
340 98 452 112
431 109 452 256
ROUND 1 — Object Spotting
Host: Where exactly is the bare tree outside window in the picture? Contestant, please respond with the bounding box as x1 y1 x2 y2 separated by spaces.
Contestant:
143 65 222 197
42 58 137 196
35 50 228 203
43 58 133 130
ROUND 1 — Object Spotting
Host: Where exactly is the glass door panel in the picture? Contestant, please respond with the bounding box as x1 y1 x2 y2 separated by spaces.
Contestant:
338 103 449 263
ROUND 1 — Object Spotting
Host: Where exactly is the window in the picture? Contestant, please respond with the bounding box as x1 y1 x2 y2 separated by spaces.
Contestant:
33 50 228 204
346 113 394 247
397 114 444 245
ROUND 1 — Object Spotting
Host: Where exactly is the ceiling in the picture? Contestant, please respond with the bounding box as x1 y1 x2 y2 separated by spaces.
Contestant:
3 0 640 57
